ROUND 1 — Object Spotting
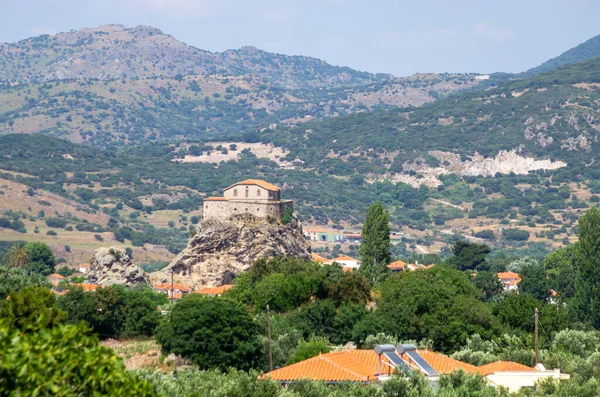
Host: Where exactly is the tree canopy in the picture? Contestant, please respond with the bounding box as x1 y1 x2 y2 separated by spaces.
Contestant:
359 201 391 284
157 295 263 371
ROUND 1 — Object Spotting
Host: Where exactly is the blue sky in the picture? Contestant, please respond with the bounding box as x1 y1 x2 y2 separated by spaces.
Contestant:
1 0 599 76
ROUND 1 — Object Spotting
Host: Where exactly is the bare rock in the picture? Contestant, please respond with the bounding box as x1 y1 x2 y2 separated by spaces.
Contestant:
90 247 149 286
158 214 311 288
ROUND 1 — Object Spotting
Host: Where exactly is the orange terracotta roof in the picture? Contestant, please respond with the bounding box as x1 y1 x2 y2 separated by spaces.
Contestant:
497 271 520 280
71 283 98 291
333 255 358 262
261 350 379 382
387 260 406 270
344 233 362 237
342 267 354 272
195 284 234 295
477 361 536 375
417 350 480 374
311 252 330 263
172 292 183 299
226 179 280 192
423 264 436 269
79 263 90 268
47 273 65 279
204 197 229 201
50 289 68 296
304 227 333 233
154 283 192 292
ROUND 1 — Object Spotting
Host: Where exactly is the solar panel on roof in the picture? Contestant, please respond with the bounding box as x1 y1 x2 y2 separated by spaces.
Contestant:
406 350 438 376
384 352 405 367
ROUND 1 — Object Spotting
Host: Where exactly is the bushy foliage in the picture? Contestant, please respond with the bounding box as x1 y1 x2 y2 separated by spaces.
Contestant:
156 295 263 371
0 321 155 396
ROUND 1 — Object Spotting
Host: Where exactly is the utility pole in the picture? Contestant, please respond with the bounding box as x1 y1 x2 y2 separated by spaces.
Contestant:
170 269 174 306
266 304 273 372
534 307 539 365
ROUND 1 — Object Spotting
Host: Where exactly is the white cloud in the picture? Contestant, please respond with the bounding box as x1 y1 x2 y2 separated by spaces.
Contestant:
473 21 513 42
31 27 57 36
133 0 229 18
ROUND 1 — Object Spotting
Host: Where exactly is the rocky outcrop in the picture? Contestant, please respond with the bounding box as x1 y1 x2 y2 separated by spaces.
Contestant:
157 214 311 288
90 247 149 286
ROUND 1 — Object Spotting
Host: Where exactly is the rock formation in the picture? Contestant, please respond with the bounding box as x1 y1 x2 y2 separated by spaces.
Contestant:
157 214 311 288
90 247 149 286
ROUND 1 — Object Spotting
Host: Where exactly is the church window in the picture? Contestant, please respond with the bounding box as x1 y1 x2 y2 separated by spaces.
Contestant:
245 186 249 198
234 189 238 197
257 189 261 196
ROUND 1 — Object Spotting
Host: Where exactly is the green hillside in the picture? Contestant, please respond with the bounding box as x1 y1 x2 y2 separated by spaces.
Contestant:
523 34 600 76
0 25 481 145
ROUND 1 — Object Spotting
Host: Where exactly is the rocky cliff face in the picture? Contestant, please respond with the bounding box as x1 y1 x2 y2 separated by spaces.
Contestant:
90 247 149 286
156 214 311 288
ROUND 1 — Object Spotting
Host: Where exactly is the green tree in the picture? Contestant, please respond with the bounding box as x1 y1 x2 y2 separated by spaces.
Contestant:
121 288 163 337
545 244 578 300
280 207 293 225
359 202 391 284
497 292 539 333
24 241 56 275
287 336 331 364
0 286 64 331
157 295 262 371
445 241 491 271
574 207 600 327
471 271 503 301
0 266 50 300
519 259 549 301
4 241 29 268
0 321 155 396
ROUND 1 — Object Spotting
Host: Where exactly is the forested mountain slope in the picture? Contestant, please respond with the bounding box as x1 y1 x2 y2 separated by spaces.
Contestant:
523 34 600 77
0 24 480 145
259 57 600 184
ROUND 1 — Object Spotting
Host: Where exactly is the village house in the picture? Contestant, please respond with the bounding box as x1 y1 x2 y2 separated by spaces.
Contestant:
303 227 345 243
261 344 569 392
497 271 521 291
332 255 360 269
387 260 407 273
153 282 192 299
203 179 293 220
46 273 65 287
78 263 90 274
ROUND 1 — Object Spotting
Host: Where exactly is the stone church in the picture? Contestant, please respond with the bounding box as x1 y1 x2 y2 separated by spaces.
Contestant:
203 179 293 220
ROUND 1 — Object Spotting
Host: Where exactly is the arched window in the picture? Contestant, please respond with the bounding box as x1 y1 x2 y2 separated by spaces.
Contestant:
257 189 261 196
233 189 238 197
245 186 249 198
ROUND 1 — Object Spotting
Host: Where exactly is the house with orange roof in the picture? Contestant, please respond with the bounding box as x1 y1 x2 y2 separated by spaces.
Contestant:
261 344 568 391
311 252 330 264
387 260 406 273
194 284 234 296
46 273 65 286
154 282 192 299
343 233 362 243
78 263 90 274
497 271 521 291
332 255 361 270
203 179 293 221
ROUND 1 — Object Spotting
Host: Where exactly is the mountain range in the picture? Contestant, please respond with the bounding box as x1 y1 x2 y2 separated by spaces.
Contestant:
1 25 600 260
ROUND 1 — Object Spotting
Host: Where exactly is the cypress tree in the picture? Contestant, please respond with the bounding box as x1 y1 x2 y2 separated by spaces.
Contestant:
359 202 391 284
574 207 600 327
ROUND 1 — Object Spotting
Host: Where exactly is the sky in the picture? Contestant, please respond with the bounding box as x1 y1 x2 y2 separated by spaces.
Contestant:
0 0 599 77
